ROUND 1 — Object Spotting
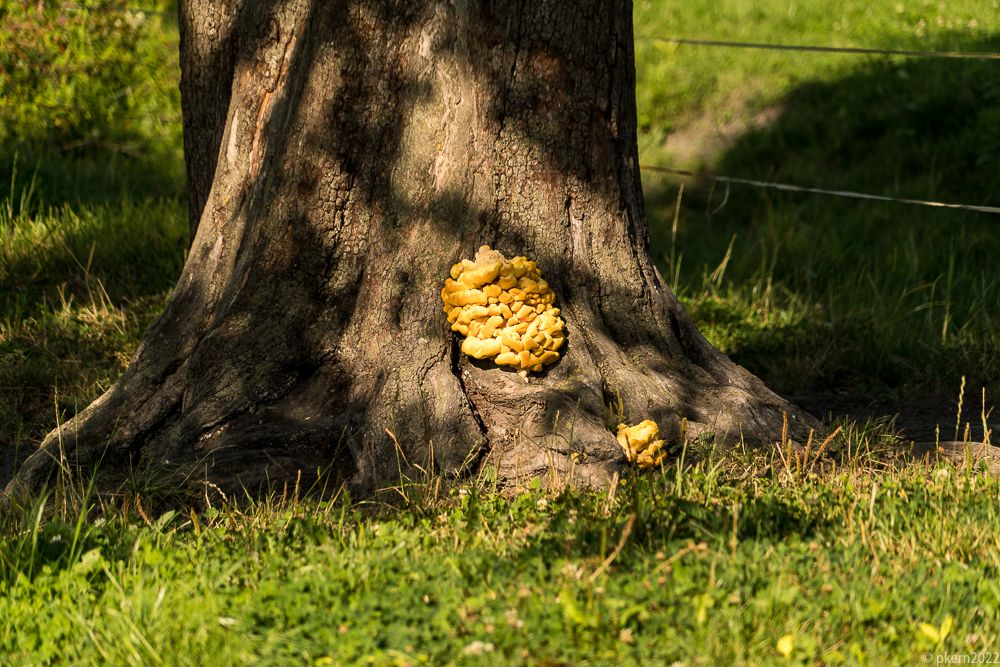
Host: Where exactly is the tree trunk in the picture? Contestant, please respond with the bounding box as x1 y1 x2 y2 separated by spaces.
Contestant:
8 0 812 498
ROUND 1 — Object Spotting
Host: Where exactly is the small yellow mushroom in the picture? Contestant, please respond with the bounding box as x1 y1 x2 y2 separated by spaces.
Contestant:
495 351 518 366
461 289 495 306
442 245 567 373
616 420 667 469
635 440 666 468
459 262 502 288
462 336 502 359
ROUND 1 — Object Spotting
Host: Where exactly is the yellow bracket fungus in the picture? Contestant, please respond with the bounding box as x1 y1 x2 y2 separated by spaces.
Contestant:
616 420 667 469
441 245 566 373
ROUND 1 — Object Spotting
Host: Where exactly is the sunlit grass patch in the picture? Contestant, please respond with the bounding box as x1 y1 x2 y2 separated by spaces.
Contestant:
1 440 998 665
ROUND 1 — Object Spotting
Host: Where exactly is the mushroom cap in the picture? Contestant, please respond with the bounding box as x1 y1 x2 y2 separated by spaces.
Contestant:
616 420 667 469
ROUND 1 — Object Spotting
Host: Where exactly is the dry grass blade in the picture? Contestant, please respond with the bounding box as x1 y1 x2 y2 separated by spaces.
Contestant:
588 513 636 582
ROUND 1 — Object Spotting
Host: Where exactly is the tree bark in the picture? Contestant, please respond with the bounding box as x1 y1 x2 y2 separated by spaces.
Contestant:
177 0 241 237
8 0 812 498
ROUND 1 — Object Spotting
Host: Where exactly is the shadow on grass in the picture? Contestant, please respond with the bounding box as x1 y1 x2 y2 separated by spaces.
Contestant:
0 4 189 463
1 190 187 468
1 149 185 213
513 482 827 571
643 34 1000 406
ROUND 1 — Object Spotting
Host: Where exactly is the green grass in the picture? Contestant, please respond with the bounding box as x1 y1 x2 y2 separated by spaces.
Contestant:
0 1 187 453
635 0 1000 143
0 0 183 205
636 0 1000 397
2 448 999 665
0 196 186 449
3 1 1000 664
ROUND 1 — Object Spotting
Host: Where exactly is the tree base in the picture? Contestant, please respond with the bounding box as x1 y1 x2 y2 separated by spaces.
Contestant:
6 270 813 502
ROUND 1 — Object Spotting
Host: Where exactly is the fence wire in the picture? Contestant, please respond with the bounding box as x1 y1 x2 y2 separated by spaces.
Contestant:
636 35 1000 61
640 165 1000 216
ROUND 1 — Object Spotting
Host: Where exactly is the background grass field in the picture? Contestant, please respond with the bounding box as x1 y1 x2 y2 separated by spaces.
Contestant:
635 0 1000 411
2 0 1000 663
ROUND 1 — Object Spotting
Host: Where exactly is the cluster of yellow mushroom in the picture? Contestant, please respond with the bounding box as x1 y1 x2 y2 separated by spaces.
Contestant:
616 420 667 469
441 245 565 373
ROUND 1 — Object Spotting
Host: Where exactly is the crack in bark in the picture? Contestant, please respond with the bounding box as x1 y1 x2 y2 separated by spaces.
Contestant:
250 34 299 179
450 340 488 437
487 0 524 247
448 338 490 476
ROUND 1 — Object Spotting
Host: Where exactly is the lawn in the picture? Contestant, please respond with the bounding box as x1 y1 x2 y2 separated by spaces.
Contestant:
2 0 1000 664
3 450 998 665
